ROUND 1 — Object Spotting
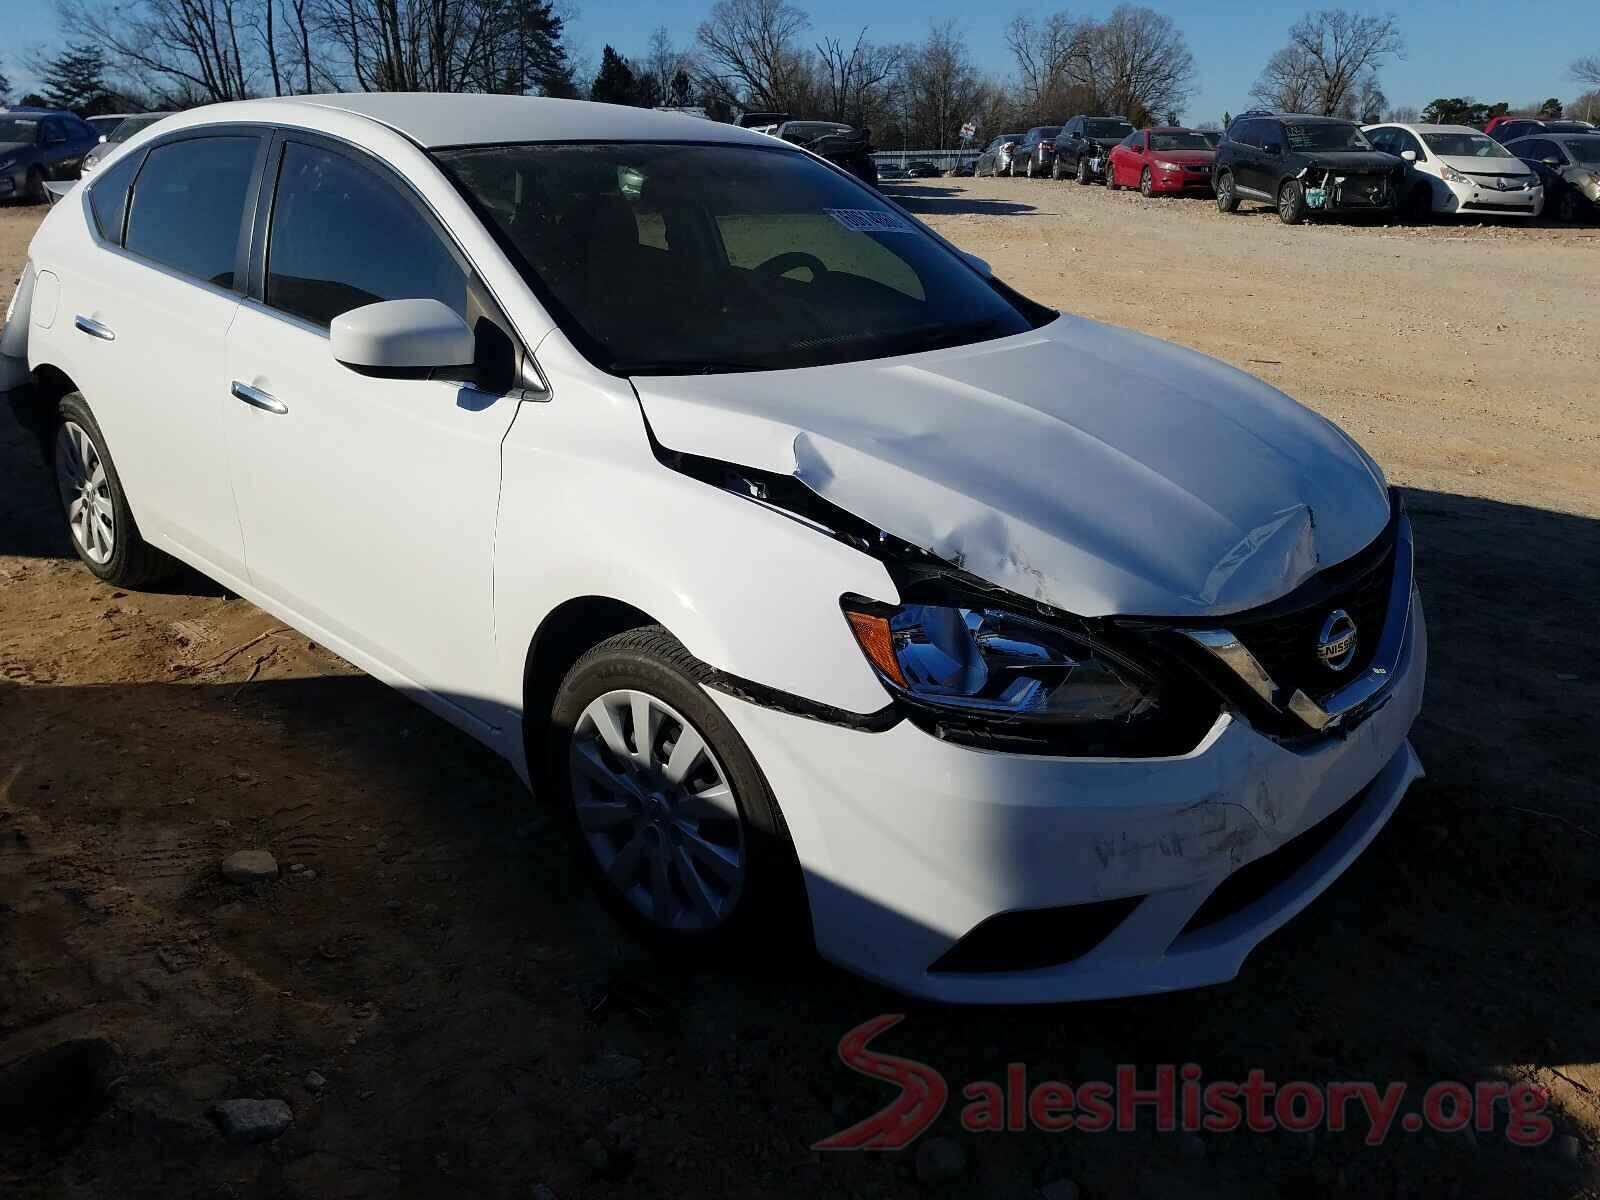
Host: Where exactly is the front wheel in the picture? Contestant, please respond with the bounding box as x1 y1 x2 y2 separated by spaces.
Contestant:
1140 168 1154 198
1216 171 1239 212
26 168 48 205
1404 184 1433 224
52 393 176 586
1076 158 1090 185
548 626 805 957
1278 179 1307 225
1025 157 1035 179
1050 159 1062 180
1555 188 1580 223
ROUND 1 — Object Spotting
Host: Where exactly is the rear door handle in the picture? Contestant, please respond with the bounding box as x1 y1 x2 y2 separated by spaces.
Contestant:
74 315 115 341
231 380 288 415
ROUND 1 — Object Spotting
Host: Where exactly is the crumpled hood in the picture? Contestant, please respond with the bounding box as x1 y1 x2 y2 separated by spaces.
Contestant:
633 318 1392 618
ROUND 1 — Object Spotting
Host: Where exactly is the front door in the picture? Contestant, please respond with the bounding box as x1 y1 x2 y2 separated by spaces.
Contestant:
223 136 520 727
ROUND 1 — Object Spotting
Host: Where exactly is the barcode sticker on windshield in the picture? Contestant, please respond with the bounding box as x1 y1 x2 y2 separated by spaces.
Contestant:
824 208 916 234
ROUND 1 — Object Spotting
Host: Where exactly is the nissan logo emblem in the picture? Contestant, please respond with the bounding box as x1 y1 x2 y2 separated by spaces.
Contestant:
1316 609 1358 672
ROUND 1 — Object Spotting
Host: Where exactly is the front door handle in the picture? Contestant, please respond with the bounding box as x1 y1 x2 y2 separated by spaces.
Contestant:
74 315 115 341
231 380 288 415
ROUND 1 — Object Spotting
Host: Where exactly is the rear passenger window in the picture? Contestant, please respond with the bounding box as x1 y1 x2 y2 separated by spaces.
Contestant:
125 136 258 288
89 150 143 243
265 141 468 328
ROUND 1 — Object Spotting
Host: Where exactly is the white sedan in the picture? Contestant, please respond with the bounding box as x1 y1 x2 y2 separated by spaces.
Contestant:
1363 121 1543 219
0 95 1425 1003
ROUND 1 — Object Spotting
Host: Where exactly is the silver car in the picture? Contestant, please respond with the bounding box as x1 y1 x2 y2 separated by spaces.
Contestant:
79 113 172 178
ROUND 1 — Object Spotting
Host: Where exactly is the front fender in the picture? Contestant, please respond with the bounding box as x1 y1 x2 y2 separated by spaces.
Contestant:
490 336 901 730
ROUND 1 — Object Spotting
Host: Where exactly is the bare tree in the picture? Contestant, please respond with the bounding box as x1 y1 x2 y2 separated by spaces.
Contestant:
1252 9 1403 117
901 20 988 150
1384 103 1419 122
1092 4 1195 124
815 29 899 129
59 0 256 103
1004 11 1090 124
1571 54 1600 89
641 26 691 104
695 0 810 112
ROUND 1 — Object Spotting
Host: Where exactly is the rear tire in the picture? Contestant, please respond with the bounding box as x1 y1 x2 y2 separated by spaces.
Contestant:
25 168 48 205
1076 158 1090 185
52 393 177 587
1025 157 1035 179
1555 188 1579 223
1216 171 1240 212
547 625 807 960
1050 159 1062 180
1277 179 1307 225
1105 165 1118 191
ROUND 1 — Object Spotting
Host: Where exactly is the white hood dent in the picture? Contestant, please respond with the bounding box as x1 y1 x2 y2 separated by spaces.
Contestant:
634 317 1392 619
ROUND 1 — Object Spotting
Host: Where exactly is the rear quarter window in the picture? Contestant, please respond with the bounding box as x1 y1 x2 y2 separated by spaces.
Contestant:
88 150 143 243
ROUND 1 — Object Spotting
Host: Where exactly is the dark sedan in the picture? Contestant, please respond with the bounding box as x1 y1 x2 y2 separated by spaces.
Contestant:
1016 126 1063 179
0 108 101 203
1053 115 1137 182
1506 133 1600 221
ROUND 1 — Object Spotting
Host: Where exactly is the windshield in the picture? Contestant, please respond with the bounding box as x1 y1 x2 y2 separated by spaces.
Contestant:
783 122 851 140
1285 123 1372 151
1560 137 1600 166
1086 120 1134 139
1150 131 1212 152
437 142 1045 375
1421 132 1510 159
0 118 41 145
1034 127 1062 139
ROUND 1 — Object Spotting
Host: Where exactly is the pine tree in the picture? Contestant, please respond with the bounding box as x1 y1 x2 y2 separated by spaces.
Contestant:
39 44 112 115
590 46 641 106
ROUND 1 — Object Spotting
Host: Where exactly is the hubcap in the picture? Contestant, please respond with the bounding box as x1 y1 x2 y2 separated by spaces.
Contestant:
54 421 115 564
569 689 745 931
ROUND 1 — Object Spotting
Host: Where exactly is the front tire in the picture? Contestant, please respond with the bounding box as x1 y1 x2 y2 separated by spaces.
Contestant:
52 393 176 586
1278 179 1308 225
1025 157 1035 179
548 626 805 958
1076 158 1090 185
1105 165 1118 191
1050 159 1062 180
26 168 48 205
1140 168 1154 198
1216 171 1240 212
1555 188 1580 223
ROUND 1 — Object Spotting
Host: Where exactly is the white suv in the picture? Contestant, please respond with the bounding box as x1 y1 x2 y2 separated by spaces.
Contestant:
0 95 1426 1003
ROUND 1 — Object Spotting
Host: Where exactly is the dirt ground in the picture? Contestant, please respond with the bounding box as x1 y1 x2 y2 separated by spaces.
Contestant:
2 180 1599 1200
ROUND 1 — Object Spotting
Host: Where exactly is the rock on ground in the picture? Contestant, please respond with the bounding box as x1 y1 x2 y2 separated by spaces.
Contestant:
210 1097 293 1142
220 849 278 883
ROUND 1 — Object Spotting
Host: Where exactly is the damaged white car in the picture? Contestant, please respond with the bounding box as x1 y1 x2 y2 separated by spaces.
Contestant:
1 95 1426 1003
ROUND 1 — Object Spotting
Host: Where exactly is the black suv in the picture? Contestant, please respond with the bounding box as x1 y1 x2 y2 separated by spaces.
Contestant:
1213 111 1404 223
1053 115 1136 182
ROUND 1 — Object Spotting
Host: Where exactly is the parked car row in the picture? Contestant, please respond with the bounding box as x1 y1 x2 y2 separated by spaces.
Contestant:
1 106 177 201
974 107 1599 226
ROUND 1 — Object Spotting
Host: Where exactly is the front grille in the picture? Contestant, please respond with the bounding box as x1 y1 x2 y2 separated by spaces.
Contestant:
1228 539 1395 703
1183 163 1208 173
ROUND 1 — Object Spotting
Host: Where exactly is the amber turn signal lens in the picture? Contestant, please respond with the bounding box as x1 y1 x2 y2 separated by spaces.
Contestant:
844 609 907 689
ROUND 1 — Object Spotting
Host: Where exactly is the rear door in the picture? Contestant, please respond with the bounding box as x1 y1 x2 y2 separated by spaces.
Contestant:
67 129 265 579
1234 120 1271 194
224 132 522 728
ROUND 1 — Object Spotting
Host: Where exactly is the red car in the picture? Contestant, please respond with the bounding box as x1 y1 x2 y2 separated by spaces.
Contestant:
1106 128 1216 196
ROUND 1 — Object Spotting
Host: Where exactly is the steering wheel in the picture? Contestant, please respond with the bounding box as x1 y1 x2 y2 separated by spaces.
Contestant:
755 251 830 281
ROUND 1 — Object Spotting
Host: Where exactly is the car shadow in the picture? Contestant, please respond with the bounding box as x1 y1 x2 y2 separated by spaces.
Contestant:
879 181 1038 217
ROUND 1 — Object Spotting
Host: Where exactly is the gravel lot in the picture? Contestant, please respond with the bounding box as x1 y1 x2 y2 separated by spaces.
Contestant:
2 185 1598 1199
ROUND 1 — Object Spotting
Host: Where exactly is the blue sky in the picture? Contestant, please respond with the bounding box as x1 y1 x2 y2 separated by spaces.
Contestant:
6 0 1598 125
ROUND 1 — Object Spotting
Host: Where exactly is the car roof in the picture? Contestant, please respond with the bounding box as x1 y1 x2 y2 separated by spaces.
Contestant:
1365 122 1490 135
1243 111 1354 125
2 106 73 117
159 94 776 150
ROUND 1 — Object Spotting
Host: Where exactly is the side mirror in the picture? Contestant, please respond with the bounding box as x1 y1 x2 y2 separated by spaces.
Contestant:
962 252 993 278
1264 142 1283 156
98 134 108 144
1543 157 1563 167
1401 149 1417 163
331 299 474 372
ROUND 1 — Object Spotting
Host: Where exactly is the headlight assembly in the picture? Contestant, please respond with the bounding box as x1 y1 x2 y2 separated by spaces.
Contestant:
1440 163 1469 185
1156 160 1181 172
842 592 1217 755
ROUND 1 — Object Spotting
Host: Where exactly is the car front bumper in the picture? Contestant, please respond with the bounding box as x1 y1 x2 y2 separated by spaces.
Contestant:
1441 178 1542 216
1149 166 1215 192
707 587 1427 1004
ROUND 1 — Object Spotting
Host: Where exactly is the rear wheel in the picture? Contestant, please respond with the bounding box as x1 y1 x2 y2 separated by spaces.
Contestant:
548 626 805 958
1140 168 1154 198
1216 171 1239 212
25 168 48 205
1025 157 1035 179
1076 158 1091 185
1555 187 1580 222
1277 179 1307 225
52 393 176 586
1050 159 1062 180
